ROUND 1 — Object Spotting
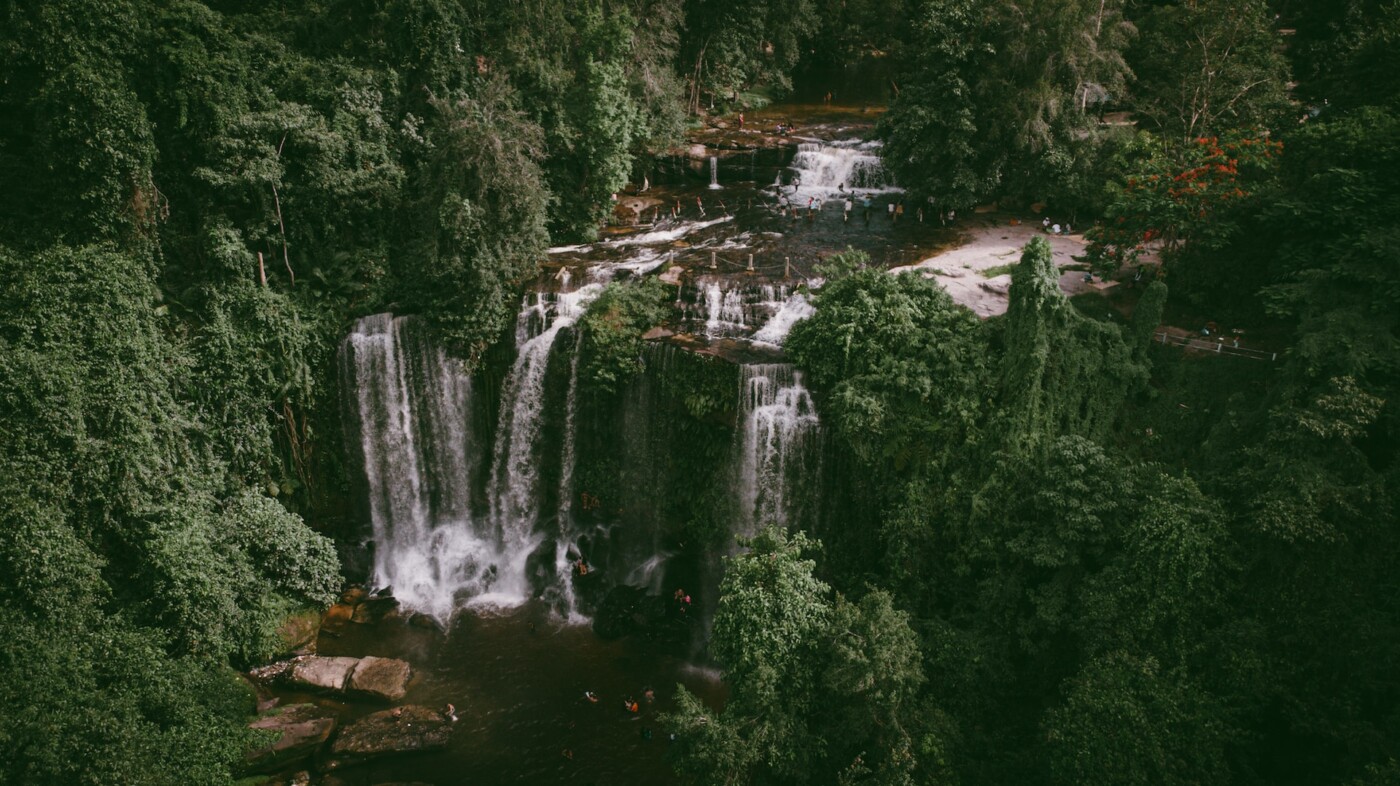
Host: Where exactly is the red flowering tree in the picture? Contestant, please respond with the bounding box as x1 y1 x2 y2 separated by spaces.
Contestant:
1085 133 1281 274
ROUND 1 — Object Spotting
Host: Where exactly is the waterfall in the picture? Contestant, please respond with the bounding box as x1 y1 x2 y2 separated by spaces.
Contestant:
484 286 602 606
785 141 900 200
548 329 587 617
752 293 815 346
709 155 721 190
734 364 820 538
703 282 747 338
690 282 808 344
340 314 486 622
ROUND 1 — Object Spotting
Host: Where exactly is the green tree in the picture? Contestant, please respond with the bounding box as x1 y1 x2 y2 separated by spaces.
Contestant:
679 0 820 112
1045 651 1228 786
881 0 1135 210
668 528 833 784
787 258 989 474
579 278 672 396
400 80 550 361
1129 0 1291 140
666 529 926 785
996 237 1146 450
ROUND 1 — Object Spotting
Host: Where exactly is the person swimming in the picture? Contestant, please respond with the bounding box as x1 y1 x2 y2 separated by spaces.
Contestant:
584 691 599 703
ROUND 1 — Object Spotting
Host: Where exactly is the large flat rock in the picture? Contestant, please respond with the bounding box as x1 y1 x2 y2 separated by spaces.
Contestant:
325 705 455 768
288 656 359 693
348 656 413 702
245 703 336 773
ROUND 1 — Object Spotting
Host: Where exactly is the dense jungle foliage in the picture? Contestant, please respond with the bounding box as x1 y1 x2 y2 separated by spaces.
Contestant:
2 0 1398 783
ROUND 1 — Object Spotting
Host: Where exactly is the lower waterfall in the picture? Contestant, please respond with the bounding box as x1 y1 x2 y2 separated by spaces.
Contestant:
484 286 601 607
339 314 483 622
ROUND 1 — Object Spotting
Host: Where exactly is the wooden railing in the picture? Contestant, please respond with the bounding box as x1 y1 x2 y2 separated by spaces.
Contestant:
1154 330 1278 361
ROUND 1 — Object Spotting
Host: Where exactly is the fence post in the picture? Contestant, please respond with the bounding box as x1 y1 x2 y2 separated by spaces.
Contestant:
785 256 791 278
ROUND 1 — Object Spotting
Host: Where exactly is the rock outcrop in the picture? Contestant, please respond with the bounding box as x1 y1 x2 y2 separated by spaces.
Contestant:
323 705 455 769
285 655 412 701
244 704 336 774
288 656 360 693
347 656 413 702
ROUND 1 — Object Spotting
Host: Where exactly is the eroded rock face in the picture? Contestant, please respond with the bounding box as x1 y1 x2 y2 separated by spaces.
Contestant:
288 656 360 693
325 705 455 768
244 704 336 774
348 656 413 702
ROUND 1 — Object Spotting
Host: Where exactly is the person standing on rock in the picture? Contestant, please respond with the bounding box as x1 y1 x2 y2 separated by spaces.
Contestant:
737 112 744 129
844 197 853 223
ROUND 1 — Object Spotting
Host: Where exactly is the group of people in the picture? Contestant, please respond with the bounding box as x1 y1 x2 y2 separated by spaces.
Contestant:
580 687 656 713
1041 216 1072 235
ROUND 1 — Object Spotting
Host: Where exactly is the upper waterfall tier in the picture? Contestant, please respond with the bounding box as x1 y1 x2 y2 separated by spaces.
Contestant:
781 140 900 200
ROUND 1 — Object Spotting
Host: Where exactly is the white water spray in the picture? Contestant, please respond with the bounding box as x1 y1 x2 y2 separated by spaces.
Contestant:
340 315 486 623
735 364 820 537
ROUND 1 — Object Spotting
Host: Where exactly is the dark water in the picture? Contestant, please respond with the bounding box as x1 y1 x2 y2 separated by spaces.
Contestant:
307 604 725 785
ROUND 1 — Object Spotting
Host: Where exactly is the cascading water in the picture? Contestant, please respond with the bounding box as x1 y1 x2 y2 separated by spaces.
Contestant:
703 282 747 338
734 364 821 538
485 286 602 606
549 329 587 618
751 293 815 346
784 140 900 200
709 155 721 189
690 281 807 342
342 283 605 621
340 315 485 622
344 140 877 624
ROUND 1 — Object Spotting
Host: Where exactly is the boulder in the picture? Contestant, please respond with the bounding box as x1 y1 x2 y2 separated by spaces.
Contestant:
288 656 359 693
348 656 413 702
321 602 356 634
244 704 336 773
979 278 1012 296
325 705 455 768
